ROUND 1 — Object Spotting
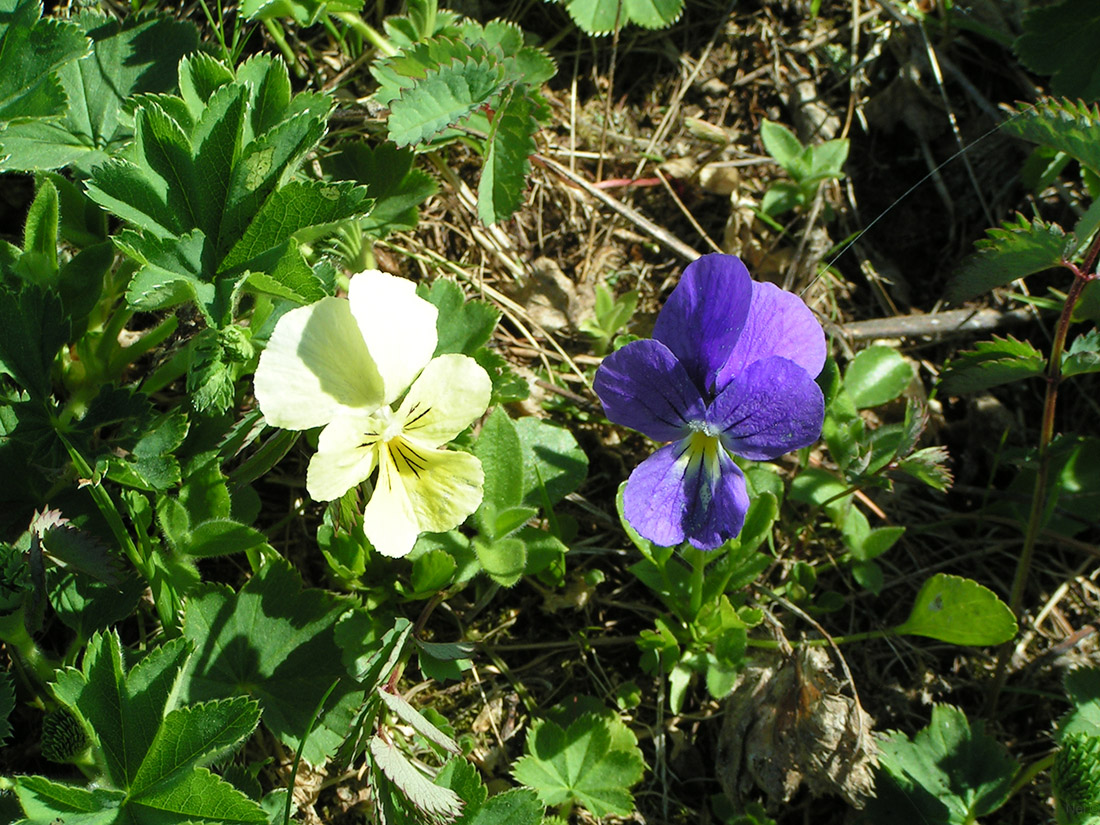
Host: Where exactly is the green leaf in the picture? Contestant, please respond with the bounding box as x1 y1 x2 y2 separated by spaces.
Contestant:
475 537 527 587
128 768 267 823
947 214 1070 303
1064 328 1100 378
760 119 804 171
409 548 457 596
181 558 365 766
938 335 1046 394
387 56 509 147
0 282 68 399
865 705 1018 824
321 141 437 238
478 87 541 224
239 0 363 25
0 0 87 121
1016 6 1100 103
368 735 464 822
376 687 460 754
515 417 588 508
1053 733 1100 825
0 13 198 173
129 697 260 798
23 178 58 277
474 407 524 514
844 346 912 408
1058 668 1100 740
439 759 543 825
556 0 683 34
15 775 125 824
50 631 194 787
894 573 1017 645
419 278 501 356
895 446 953 492
512 712 644 818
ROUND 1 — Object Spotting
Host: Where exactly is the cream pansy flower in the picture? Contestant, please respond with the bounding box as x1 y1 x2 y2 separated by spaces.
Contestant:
254 270 491 557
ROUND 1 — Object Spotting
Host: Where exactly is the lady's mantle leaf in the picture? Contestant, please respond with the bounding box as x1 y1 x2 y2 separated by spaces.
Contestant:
511 712 645 818
864 705 1018 825
894 573 1017 646
1016 10 1100 103
0 0 87 121
1059 668 1100 740
181 558 366 766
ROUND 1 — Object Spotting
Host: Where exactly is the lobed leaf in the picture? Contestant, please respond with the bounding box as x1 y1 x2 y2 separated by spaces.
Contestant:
946 213 1071 303
1015 6 1100 103
0 0 87 122
938 335 1047 395
386 55 508 146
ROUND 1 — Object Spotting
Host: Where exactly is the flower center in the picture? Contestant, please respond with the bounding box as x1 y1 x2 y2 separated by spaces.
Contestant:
373 406 405 442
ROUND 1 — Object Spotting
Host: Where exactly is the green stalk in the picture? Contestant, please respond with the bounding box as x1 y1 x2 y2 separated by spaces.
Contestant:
683 546 707 621
333 12 397 57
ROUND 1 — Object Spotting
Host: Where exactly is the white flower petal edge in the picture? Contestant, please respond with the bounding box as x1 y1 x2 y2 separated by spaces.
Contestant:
306 415 380 501
348 270 439 405
397 354 492 447
255 297 384 429
362 437 485 558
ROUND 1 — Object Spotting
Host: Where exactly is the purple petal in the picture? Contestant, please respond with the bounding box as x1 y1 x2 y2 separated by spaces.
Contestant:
710 356 825 461
652 254 753 395
716 279 826 390
623 435 750 550
594 339 705 442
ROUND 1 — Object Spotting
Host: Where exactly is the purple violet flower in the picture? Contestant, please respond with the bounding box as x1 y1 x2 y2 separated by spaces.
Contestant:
594 254 826 550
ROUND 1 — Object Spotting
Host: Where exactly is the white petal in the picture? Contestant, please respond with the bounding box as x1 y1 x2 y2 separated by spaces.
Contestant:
255 297 384 430
395 354 491 448
348 270 438 405
305 418 379 501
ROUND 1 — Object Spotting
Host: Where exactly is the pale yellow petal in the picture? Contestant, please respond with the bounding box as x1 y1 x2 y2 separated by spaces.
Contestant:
255 297 384 430
362 446 420 558
347 270 438 405
395 354 492 448
395 437 485 533
305 418 379 501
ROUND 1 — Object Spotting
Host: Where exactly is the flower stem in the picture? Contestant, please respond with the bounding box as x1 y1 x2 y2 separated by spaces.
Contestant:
682 546 707 621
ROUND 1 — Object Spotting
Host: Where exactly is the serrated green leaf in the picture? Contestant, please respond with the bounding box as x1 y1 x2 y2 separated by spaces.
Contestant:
895 446 953 491
939 335 1046 394
15 775 125 824
0 0 87 121
387 57 509 147
1053 733 1100 825
556 0 683 34
369 735 464 822
0 13 197 173
894 573 1017 645
512 712 644 818
128 767 267 823
377 687 460 754
418 278 501 355
0 282 69 399
865 705 1018 825
478 87 540 224
947 213 1070 303
181 558 366 766
51 631 194 788
321 141 437 238
1064 328 1100 377
844 345 912 408
1015 5 1100 103
129 697 260 799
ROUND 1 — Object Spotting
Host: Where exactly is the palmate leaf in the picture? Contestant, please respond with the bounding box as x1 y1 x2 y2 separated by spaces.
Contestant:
86 52 365 331
0 0 87 122
511 712 644 818
865 705 1018 825
23 631 266 825
478 87 541 224
181 558 367 766
1005 98 1100 177
553 0 684 35
946 213 1071 303
0 12 198 173
437 758 543 825
938 335 1047 395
